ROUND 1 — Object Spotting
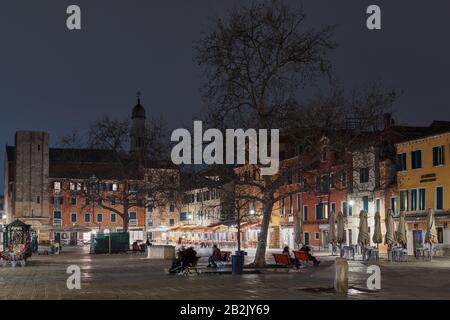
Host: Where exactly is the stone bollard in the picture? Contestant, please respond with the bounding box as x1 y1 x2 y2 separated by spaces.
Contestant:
334 257 348 294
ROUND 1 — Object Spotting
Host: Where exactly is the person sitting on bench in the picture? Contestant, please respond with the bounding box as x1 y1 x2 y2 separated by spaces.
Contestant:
207 244 222 268
282 246 301 269
167 246 186 274
300 244 320 266
180 247 198 272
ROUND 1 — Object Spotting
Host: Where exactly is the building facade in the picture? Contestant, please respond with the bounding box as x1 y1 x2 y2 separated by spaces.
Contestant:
396 132 450 255
3 100 180 245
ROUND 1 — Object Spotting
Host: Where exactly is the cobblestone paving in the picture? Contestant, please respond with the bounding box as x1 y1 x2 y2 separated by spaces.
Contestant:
1 247 450 300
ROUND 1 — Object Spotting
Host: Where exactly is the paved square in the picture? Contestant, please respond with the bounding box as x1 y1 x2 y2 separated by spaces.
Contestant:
1 247 450 300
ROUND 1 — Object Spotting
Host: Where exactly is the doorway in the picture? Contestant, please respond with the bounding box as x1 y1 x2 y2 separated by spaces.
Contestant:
69 232 78 246
413 229 423 252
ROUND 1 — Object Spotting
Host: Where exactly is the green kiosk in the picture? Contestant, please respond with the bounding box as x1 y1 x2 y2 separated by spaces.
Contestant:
1 219 32 267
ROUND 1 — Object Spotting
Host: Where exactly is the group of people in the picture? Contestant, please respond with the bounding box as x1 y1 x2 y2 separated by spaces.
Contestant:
166 246 198 274
282 245 320 268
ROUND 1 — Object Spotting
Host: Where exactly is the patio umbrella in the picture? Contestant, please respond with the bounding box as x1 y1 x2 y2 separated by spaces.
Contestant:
357 210 370 246
425 208 438 244
294 210 303 248
372 211 383 246
384 209 395 246
397 211 407 247
328 211 337 245
336 211 345 245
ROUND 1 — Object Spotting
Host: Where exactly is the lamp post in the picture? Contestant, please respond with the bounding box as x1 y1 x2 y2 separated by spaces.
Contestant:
88 175 100 253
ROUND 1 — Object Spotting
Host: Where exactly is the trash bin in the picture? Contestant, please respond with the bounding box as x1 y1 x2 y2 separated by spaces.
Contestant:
232 250 246 275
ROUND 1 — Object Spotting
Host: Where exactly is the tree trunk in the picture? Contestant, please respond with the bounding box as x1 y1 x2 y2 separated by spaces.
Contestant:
122 208 129 233
253 199 274 268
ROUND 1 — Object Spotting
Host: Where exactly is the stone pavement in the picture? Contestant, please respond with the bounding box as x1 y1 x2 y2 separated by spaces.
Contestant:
1 246 450 300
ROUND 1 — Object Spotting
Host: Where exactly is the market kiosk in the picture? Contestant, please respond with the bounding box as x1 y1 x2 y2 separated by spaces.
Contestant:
1 219 32 267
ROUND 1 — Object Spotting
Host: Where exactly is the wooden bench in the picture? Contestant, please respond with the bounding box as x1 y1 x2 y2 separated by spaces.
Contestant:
272 253 292 267
293 250 313 267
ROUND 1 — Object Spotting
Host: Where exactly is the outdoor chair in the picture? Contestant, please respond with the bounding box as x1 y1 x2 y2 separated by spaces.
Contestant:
341 246 355 260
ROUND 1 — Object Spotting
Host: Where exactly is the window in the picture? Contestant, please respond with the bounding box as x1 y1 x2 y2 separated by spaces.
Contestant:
342 202 348 217
375 198 381 213
411 150 422 169
281 198 286 216
170 219 175 226
36 196 40 204
341 171 347 188
396 153 407 171
54 181 61 191
330 173 336 188
110 213 116 223
111 197 116 206
52 196 63 205
147 204 153 212
169 204 175 212
84 213 91 222
411 189 417 211
147 219 153 227
315 232 320 240
297 193 301 215
391 197 397 214
437 227 444 244
97 213 103 222
362 196 369 212
433 146 445 166
70 182 76 191
315 203 324 220
436 187 444 210
53 211 61 226
85 197 90 205
303 205 308 221
419 188 426 210
112 183 118 191
360 168 369 183
288 194 293 215
331 202 336 214
304 232 310 245
400 191 408 212
129 212 137 225
71 213 77 223
71 197 77 206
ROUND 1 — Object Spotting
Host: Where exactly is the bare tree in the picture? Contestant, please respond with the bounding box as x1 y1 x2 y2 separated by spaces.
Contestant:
57 116 181 233
195 0 397 267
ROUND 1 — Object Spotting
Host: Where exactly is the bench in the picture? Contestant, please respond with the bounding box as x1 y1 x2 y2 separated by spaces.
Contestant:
272 253 292 267
293 250 313 267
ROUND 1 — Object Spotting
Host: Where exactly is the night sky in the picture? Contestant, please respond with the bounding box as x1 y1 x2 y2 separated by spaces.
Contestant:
1 0 449 193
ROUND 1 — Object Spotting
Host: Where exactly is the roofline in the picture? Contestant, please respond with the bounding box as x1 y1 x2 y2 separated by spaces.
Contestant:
394 131 450 147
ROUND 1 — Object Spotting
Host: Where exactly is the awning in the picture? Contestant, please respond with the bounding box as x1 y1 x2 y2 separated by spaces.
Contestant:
147 226 170 232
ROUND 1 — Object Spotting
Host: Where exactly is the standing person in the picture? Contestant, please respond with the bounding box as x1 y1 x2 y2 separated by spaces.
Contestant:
207 244 222 268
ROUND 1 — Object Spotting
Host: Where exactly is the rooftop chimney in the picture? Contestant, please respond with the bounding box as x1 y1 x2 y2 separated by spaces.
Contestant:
383 113 394 130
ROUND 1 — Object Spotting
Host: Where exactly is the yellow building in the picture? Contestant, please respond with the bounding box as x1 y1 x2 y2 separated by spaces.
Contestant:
396 132 450 255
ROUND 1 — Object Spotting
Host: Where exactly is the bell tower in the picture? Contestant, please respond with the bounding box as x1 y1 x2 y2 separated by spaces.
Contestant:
130 92 146 156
